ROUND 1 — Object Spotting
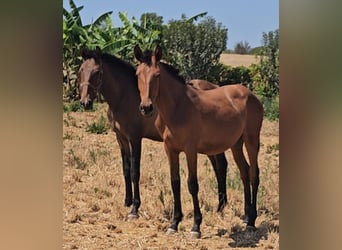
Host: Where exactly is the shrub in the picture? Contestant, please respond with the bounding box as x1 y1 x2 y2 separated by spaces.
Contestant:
257 94 279 121
63 101 85 112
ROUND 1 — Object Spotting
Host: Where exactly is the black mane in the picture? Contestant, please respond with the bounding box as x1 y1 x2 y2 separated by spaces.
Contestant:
159 62 186 85
101 53 136 76
81 48 136 76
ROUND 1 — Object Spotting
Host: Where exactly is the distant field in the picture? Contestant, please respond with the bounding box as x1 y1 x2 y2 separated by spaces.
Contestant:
220 53 261 67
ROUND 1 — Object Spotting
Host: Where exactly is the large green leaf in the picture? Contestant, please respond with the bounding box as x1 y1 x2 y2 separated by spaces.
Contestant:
92 11 113 26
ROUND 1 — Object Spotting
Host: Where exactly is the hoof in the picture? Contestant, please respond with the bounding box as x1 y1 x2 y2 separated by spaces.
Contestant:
243 215 249 224
166 228 177 235
127 213 139 221
190 231 201 239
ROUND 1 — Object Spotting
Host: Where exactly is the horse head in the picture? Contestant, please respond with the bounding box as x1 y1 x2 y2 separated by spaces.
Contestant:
78 46 103 110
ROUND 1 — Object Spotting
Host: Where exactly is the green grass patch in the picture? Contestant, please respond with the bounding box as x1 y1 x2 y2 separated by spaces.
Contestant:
86 115 109 134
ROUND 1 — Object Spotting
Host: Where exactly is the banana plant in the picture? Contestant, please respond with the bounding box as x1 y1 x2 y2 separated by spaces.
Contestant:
63 0 112 101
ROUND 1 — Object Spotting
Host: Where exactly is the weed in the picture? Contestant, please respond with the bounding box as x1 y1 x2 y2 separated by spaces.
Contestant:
228 169 242 191
159 190 165 207
64 112 78 127
88 149 97 164
63 131 73 140
86 115 109 134
94 187 112 198
68 149 86 170
266 143 279 154
63 118 69 127
63 103 69 112
64 101 85 112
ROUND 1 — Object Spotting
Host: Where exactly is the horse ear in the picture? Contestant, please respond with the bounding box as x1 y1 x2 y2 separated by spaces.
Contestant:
80 46 87 59
134 45 143 62
95 46 102 55
154 45 162 62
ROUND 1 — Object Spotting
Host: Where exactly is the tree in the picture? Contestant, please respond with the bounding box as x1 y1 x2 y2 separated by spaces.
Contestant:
254 29 279 98
140 13 163 28
234 40 251 54
163 14 227 81
251 29 279 120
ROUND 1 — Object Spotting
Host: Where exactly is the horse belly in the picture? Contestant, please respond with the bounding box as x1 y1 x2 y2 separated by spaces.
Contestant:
197 117 245 155
197 132 241 155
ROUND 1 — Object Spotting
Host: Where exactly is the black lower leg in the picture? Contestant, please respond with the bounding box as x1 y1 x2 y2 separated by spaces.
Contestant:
170 178 183 231
121 151 132 207
243 181 252 223
130 154 141 216
213 153 228 212
188 178 202 233
248 176 259 227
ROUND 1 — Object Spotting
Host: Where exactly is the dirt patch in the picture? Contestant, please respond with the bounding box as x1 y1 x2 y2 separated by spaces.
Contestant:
63 104 279 249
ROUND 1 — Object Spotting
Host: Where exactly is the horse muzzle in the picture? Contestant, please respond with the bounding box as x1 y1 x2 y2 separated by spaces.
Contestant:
139 103 154 117
80 99 93 110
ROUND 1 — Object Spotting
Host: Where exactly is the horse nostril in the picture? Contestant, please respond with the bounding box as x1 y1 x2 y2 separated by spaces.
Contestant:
146 104 153 113
140 103 153 116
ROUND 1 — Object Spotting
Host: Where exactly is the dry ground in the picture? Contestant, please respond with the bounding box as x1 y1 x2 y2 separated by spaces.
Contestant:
63 104 279 249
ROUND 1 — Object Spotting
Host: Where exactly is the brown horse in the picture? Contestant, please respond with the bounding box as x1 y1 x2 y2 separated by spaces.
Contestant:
134 45 264 238
78 47 228 219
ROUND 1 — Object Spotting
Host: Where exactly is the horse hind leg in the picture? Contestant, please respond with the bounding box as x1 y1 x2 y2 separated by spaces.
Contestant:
231 136 252 224
207 153 228 212
242 131 261 229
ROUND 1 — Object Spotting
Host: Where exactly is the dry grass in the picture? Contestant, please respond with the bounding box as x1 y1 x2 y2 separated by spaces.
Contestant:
219 54 261 67
63 103 279 249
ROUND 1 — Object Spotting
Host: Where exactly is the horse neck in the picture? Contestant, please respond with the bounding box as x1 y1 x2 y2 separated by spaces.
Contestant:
155 67 188 122
101 62 139 112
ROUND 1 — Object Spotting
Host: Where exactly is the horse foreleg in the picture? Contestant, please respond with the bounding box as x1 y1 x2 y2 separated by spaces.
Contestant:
208 153 228 212
164 144 182 234
128 139 142 219
121 149 132 206
115 134 133 207
186 151 202 239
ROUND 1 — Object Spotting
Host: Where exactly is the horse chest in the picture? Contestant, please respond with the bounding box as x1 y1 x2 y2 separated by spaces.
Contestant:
163 126 195 151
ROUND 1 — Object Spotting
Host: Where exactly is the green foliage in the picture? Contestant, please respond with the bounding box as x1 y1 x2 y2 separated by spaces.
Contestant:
63 0 112 101
63 101 85 112
249 29 279 120
163 14 227 81
216 64 252 87
86 115 109 134
109 12 163 62
253 29 279 98
63 2 163 102
262 95 279 121
250 46 263 55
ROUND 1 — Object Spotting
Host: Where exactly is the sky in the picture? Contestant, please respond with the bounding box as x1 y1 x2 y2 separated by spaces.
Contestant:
63 0 279 49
